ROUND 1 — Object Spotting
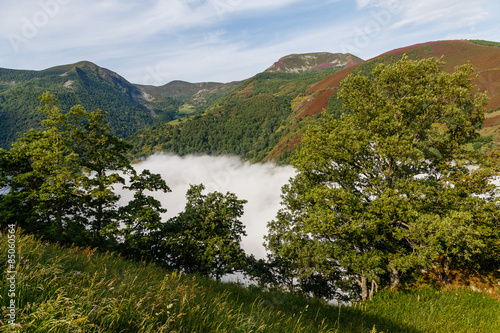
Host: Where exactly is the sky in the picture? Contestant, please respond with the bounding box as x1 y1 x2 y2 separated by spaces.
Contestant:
2 0 500 85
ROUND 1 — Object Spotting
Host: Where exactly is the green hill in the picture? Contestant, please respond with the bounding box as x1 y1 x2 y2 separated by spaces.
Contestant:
0 61 156 149
2 41 500 160
0 61 244 150
1 230 499 332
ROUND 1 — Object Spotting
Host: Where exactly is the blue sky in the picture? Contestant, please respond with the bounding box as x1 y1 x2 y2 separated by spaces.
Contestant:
1 0 499 85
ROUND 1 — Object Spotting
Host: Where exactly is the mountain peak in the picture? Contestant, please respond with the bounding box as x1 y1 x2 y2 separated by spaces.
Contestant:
265 52 363 74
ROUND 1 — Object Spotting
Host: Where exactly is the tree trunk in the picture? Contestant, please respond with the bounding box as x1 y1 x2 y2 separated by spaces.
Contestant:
389 261 400 289
439 258 450 284
369 279 378 301
357 276 368 301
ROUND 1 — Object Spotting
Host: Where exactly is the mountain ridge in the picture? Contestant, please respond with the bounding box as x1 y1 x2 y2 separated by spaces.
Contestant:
1 40 500 161
265 52 363 74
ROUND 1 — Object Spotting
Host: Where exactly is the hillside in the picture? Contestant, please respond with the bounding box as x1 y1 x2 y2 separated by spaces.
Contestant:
268 40 500 158
0 61 156 149
127 53 363 162
2 41 500 160
2 231 499 332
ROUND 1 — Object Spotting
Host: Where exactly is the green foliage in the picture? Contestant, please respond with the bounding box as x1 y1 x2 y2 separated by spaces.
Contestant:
127 69 338 162
2 231 499 332
1 94 256 284
266 55 499 300
158 184 248 280
325 91 347 119
467 40 500 48
128 94 293 162
113 169 171 260
472 135 493 150
0 93 168 250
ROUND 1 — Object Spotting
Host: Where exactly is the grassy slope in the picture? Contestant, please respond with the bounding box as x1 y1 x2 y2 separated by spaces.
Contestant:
1 231 499 332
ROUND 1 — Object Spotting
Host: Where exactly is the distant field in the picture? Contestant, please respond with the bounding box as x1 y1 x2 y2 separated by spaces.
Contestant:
179 103 196 114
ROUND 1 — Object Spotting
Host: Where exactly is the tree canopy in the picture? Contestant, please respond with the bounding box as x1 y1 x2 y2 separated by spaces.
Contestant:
0 93 170 251
157 184 248 280
0 93 251 280
265 55 500 300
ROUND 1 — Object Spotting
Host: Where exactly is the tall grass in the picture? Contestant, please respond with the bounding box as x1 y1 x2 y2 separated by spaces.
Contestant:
1 231 499 332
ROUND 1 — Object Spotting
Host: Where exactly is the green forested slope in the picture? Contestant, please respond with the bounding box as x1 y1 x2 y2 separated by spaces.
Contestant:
127 70 343 163
128 93 293 162
0 62 155 149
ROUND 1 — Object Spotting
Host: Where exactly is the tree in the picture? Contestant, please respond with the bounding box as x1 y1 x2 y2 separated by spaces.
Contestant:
0 93 89 242
266 55 500 300
160 184 248 280
113 169 171 260
0 93 169 251
68 101 135 247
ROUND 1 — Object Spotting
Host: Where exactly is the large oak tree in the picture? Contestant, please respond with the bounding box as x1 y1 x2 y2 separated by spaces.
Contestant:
266 56 500 300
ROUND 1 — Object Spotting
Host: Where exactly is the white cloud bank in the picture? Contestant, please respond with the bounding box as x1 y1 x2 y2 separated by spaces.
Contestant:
125 154 296 259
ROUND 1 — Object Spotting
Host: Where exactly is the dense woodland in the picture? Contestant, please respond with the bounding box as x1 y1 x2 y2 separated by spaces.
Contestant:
128 93 293 162
1 56 500 304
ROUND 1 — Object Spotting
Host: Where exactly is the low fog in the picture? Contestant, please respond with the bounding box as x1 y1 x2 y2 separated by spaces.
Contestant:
119 154 296 259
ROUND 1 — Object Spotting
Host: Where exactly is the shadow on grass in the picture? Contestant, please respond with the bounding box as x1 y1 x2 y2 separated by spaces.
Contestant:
202 279 421 333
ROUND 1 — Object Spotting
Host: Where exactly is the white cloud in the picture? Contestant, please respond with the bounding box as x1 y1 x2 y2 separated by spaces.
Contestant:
124 154 296 259
356 0 374 9
389 0 489 29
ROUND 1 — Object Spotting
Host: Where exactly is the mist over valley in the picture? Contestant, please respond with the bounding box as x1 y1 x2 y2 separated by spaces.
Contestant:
120 153 295 259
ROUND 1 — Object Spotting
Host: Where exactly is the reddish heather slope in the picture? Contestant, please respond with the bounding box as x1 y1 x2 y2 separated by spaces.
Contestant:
269 40 500 159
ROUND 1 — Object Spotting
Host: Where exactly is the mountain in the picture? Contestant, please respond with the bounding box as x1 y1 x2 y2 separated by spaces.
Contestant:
2 41 500 160
136 80 242 119
0 62 237 149
127 40 500 163
265 52 363 74
0 61 158 149
139 80 227 98
272 40 500 157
